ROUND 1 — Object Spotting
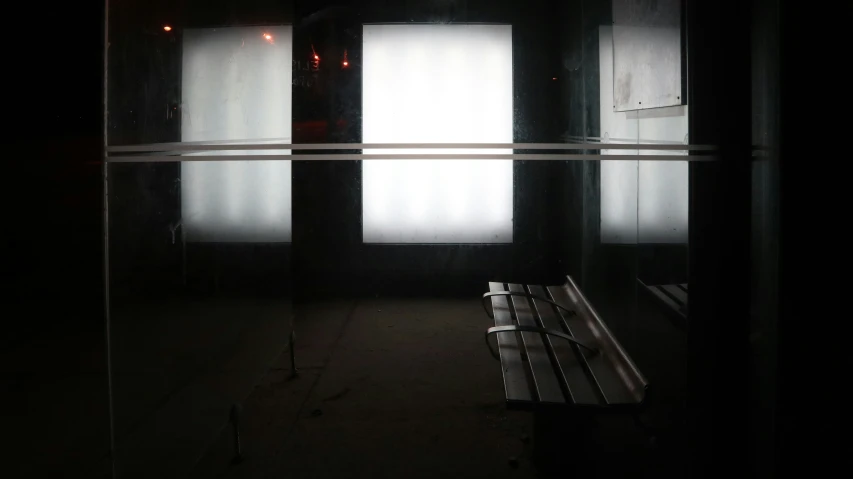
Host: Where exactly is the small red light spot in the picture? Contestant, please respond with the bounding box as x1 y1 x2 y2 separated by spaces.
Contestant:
343 61 348 67
552 77 557 80
314 54 319 60
163 26 172 32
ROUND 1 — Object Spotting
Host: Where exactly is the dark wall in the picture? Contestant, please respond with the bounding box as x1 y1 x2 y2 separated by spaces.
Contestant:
7 2 110 476
687 0 753 477
8 2 104 348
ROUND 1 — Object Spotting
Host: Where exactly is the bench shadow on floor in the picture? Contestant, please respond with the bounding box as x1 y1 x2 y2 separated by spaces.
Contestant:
193 295 687 479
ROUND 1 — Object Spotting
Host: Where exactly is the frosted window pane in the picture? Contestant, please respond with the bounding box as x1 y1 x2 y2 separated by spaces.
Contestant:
362 24 513 244
181 26 292 242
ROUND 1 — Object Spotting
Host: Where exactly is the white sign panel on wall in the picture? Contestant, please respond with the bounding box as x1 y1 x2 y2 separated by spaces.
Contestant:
611 0 683 111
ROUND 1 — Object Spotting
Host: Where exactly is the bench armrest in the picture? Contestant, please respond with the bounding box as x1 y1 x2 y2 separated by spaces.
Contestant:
485 324 598 360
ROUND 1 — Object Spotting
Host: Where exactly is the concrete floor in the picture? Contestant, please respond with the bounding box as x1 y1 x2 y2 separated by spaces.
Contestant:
109 298 292 479
192 296 687 478
3 294 685 478
4 297 292 478
3 330 112 477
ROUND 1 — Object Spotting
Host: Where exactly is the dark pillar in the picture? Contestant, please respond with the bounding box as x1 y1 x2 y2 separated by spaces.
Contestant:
686 0 752 477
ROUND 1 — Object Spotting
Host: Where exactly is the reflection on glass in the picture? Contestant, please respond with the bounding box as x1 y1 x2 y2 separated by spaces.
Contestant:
637 107 688 244
599 25 688 244
181 26 293 243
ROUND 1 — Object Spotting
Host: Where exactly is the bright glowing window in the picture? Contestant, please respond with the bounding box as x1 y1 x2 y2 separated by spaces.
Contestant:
181 26 292 242
362 24 514 244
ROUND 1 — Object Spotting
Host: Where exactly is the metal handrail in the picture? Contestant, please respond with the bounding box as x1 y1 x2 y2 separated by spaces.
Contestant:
485 325 598 360
482 291 577 320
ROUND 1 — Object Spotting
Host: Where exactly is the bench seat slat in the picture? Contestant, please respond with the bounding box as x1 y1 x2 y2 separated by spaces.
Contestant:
661 284 688 308
649 285 684 312
508 283 566 404
488 282 533 404
528 284 601 405
638 279 688 323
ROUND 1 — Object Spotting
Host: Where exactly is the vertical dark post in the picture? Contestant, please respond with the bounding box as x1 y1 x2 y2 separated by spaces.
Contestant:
181 224 187 287
749 0 781 476
532 409 593 474
102 0 116 477
230 404 243 463
290 329 298 377
687 0 752 477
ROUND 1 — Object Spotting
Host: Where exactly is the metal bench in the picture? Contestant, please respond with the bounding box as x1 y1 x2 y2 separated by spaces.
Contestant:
482 275 648 410
638 279 688 325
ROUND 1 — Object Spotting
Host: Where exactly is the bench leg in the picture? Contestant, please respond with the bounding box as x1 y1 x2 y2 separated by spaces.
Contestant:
230 404 244 463
289 329 298 378
532 409 594 473
633 413 657 448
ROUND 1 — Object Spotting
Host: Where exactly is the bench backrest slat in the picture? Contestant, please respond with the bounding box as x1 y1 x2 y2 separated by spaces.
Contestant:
557 276 649 404
508 283 566 404
531 284 604 404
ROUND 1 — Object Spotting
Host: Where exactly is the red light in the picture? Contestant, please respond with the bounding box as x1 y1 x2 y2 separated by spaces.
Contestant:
314 54 319 60
343 61 348 67
163 26 172 32
552 77 557 80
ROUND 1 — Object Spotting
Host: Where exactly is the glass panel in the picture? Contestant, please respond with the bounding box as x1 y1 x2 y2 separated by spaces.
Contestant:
107 3 294 478
105 1 697 477
625 1 689 471
107 162 293 478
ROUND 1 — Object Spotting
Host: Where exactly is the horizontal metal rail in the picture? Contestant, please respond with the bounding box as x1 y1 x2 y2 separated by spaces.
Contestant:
107 153 715 163
485 325 598 359
107 141 717 153
482 291 577 320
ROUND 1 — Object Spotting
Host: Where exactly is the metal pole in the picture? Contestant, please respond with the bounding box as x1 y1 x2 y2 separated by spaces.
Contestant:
181 224 187 286
230 404 244 463
103 0 116 476
290 329 298 377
